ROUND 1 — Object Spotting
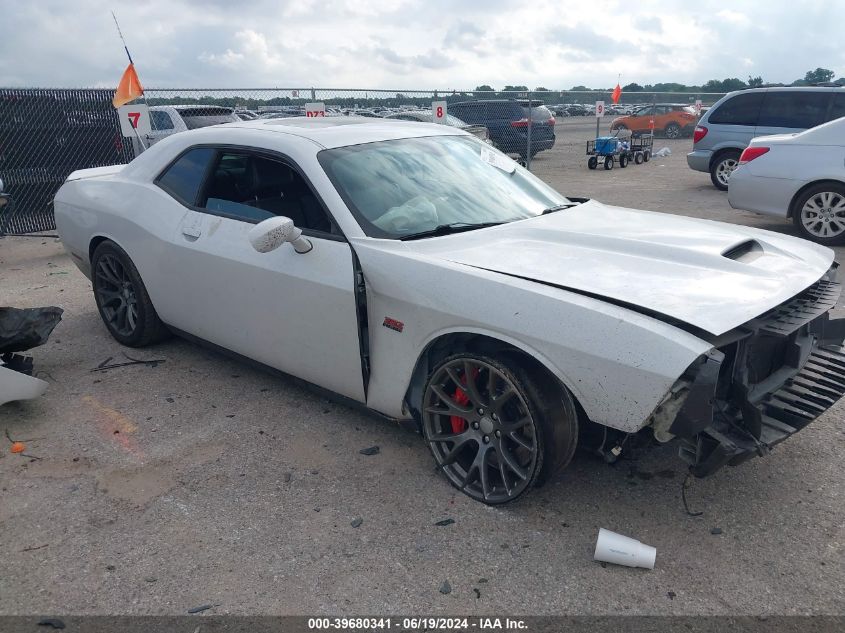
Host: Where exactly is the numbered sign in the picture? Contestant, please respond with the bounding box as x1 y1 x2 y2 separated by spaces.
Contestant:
695 99 703 115
432 100 447 124
304 102 326 117
595 101 605 118
117 104 151 137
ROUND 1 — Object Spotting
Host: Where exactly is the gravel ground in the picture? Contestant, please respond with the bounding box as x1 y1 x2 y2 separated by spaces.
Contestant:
0 117 843 616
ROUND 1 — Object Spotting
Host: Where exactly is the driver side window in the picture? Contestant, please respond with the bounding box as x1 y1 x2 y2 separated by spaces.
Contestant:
198 151 333 234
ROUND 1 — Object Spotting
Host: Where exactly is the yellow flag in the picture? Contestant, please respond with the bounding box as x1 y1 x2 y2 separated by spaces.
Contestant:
113 63 144 108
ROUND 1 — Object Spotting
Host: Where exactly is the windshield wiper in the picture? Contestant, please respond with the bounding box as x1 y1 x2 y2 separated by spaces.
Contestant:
541 202 581 215
399 221 507 241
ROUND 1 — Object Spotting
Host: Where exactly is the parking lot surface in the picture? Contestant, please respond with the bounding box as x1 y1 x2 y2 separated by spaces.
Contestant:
1 117 843 616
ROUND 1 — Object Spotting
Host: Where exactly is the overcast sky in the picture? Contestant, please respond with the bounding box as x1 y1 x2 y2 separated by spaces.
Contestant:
1 0 842 90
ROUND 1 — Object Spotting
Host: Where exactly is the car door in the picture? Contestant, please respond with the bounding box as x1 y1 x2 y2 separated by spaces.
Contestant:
156 147 366 402
629 106 653 133
756 90 832 137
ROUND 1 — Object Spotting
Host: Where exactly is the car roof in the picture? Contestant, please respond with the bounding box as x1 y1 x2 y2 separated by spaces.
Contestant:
219 116 467 149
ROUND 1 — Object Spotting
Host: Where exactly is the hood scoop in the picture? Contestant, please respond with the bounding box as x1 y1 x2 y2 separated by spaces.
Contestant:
722 239 763 263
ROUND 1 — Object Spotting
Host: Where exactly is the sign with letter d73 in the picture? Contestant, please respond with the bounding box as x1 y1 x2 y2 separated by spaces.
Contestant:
117 104 151 137
305 102 326 117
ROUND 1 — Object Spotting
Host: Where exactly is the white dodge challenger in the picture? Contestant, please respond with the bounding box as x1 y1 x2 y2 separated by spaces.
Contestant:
55 117 845 504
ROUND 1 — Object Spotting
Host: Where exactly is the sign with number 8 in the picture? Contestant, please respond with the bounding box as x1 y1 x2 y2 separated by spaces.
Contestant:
432 100 447 124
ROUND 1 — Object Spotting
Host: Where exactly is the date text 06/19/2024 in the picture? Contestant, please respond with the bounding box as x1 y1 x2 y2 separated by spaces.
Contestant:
307 617 529 630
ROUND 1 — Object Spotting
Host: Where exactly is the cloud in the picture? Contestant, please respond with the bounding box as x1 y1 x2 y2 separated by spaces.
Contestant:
0 0 843 90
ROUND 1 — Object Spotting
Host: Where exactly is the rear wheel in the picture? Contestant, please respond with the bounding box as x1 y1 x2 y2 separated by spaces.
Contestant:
664 122 681 139
588 156 598 170
710 150 740 191
91 240 169 347
421 353 578 504
604 156 614 170
634 152 644 165
643 150 651 163
792 183 845 245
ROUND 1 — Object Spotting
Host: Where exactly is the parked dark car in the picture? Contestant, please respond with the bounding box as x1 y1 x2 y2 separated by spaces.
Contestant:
449 100 556 158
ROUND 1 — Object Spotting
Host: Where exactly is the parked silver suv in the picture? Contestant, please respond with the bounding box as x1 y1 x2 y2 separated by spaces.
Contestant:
687 86 845 190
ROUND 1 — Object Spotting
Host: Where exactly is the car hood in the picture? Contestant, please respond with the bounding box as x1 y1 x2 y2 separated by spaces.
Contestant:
404 200 834 336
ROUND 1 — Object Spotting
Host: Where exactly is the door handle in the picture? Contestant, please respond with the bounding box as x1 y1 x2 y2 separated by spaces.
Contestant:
182 225 201 238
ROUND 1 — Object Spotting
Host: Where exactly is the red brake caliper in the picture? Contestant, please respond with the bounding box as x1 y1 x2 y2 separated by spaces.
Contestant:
450 387 470 434
449 367 479 434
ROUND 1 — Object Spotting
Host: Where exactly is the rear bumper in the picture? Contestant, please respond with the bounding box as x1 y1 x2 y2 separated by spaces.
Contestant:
727 169 794 218
686 149 712 172
669 276 845 477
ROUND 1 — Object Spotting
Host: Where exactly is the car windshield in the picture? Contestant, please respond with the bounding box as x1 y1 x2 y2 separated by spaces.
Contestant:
319 135 569 238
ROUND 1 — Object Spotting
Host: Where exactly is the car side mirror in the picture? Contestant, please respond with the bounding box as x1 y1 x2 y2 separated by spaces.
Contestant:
248 216 313 254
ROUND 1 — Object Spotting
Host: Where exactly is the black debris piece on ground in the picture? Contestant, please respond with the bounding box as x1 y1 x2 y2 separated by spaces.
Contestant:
96 356 113 368
359 446 380 456
283 473 292 483
21 543 48 552
165 397 175 403
434 518 455 527
0 306 63 353
439 580 452 595
351 517 363 528
106 565 116 571
90 352 165 372
37 618 65 629
668 591 676 600
145 577 157 583
478 578 488 584
187 604 214 614
473 588 481 599
711 527 723 535
600 562 607 568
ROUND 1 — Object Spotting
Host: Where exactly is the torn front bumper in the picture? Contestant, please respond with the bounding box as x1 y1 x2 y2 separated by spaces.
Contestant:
669 277 845 477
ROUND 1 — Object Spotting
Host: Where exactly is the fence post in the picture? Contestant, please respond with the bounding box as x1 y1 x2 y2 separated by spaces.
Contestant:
525 91 533 171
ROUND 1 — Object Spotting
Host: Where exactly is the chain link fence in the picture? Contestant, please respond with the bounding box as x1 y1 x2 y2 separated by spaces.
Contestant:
0 87 726 235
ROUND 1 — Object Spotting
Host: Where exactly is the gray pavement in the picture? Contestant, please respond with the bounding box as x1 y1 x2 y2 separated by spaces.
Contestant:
0 117 843 615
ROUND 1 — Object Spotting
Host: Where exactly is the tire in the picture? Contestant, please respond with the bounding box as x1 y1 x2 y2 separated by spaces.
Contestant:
643 150 651 163
604 156 614 170
792 182 845 245
709 150 740 191
634 152 644 165
91 240 169 347
588 156 598 170
619 154 629 168
664 122 681 139
421 352 578 504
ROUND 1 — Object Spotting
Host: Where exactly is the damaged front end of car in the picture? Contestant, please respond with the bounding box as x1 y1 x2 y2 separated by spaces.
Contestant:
651 271 845 477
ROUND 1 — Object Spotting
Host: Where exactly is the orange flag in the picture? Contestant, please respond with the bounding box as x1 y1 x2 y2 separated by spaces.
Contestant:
113 63 144 108
611 83 622 104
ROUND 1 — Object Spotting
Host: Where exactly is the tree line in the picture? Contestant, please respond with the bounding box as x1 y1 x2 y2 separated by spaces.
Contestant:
476 68 842 94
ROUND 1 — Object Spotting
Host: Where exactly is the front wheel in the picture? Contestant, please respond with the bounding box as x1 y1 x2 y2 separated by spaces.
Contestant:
792 183 845 245
619 154 629 168
710 151 740 191
604 156 614 170
421 353 578 504
91 240 169 347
